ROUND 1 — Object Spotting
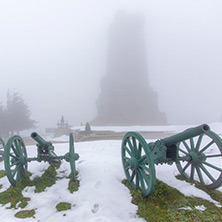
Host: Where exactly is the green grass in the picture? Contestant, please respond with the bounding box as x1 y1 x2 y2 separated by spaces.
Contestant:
56 202 72 211
123 179 222 222
68 171 80 193
33 162 60 193
0 170 6 178
14 209 35 218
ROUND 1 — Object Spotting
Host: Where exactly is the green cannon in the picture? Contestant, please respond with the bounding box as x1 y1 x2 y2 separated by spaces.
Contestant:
4 132 79 186
121 124 222 196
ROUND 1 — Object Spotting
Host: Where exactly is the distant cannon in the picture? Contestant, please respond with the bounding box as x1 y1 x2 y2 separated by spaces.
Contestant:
4 132 79 186
121 124 222 196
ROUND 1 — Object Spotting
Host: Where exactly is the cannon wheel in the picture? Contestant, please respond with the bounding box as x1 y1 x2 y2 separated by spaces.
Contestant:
4 136 27 186
69 133 77 181
122 132 156 196
176 130 222 189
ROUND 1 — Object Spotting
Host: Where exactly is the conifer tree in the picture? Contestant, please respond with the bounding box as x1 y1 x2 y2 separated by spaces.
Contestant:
6 91 36 135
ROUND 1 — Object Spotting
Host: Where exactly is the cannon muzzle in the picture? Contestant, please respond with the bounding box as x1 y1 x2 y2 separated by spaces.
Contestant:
162 124 210 146
31 132 52 148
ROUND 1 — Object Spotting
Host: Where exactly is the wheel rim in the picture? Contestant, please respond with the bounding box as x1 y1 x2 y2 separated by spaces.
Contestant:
69 133 76 181
122 132 156 196
176 130 222 189
4 136 27 186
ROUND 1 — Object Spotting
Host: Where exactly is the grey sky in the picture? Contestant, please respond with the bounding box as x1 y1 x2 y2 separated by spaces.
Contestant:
0 0 222 129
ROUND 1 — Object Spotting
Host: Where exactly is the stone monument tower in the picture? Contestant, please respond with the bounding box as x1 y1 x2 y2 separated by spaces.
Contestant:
92 12 167 125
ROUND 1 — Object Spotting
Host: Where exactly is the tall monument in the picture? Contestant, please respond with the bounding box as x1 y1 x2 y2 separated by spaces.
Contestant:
92 12 167 125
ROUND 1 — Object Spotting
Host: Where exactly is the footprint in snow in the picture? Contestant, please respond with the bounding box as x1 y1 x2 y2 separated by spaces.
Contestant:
95 181 102 189
92 204 99 214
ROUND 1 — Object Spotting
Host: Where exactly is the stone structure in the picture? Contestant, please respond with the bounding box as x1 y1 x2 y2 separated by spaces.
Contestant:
54 116 71 137
92 12 167 126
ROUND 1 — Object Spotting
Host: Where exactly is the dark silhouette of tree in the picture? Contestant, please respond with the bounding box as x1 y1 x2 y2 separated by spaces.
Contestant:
5 91 36 135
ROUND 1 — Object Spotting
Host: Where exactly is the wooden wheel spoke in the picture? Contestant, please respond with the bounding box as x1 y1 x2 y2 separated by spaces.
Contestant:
199 164 216 183
138 170 146 191
136 171 139 189
190 138 195 151
11 144 19 156
195 134 203 151
124 164 130 170
14 140 22 155
182 162 191 173
138 143 142 158
10 161 20 167
9 153 19 159
178 148 188 155
199 140 214 153
20 145 25 155
132 137 138 152
139 155 147 164
123 156 131 161
182 141 191 153
16 166 21 181
202 161 222 172
123 145 133 157
195 166 205 185
12 165 19 177
206 154 222 158
139 168 149 186
140 164 150 173
127 139 136 156
190 165 195 180
130 170 136 182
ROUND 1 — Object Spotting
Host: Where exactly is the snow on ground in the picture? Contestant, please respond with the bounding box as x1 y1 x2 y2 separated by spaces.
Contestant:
0 123 222 221
72 122 222 134
72 125 192 133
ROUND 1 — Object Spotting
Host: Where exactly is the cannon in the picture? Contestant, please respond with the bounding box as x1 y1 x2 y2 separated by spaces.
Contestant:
4 132 79 186
121 124 222 196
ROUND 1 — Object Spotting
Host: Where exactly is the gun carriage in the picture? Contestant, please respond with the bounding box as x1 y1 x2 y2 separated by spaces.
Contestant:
3 132 79 186
121 124 222 196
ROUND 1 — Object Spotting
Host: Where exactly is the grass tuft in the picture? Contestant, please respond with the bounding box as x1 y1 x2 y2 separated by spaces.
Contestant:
56 202 71 211
68 171 80 193
14 209 35 218
0 170 6 178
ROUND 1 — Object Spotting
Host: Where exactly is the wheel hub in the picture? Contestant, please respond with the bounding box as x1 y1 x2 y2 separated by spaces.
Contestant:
19 155 26 164
189 151 206 164
128 157 139 170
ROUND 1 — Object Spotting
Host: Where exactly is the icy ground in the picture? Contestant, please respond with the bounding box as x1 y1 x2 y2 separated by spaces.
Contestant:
0 123 222 221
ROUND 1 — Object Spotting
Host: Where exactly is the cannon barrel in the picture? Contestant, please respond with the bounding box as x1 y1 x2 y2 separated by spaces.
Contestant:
162 124 210 146
31 132 52 147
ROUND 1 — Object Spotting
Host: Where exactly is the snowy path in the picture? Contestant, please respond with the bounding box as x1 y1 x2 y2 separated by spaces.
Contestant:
0 136 221 221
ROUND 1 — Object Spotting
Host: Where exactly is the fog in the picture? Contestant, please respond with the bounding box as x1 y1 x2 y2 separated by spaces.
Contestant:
0 0 222 130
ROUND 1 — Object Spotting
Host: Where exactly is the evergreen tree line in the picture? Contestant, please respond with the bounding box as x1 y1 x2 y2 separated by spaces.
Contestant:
0 91 36 138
